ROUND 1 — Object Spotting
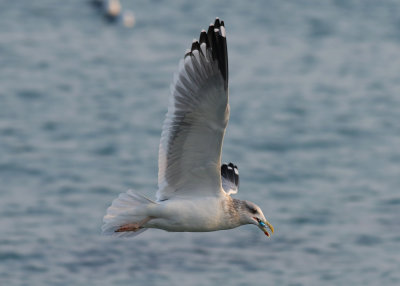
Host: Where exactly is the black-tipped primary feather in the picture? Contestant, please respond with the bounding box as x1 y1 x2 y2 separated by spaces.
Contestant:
221 163 239 188
214 17 221 28
221 163 239 195
207 24 216 58
221 164 228 178
205 19 228 89
199 30 208 44
191 40 200 52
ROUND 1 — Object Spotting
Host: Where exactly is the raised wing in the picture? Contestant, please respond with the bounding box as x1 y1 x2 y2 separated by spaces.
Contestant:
221 163 239 195
157 18 229 201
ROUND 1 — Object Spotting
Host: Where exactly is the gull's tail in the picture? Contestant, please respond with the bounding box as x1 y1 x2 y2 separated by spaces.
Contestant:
102 189 156 238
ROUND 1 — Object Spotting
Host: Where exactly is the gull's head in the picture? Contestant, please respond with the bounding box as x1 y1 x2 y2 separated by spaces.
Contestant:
240 200 274 237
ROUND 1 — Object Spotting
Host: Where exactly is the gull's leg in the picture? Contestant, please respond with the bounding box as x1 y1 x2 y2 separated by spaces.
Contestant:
115 217 152 232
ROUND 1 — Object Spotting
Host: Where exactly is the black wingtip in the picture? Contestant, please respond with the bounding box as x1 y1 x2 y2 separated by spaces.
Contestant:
221 162 239 187
207 24 215 50
205 19 228 89
186 19 229 89
214 18 221 28
191 40 200 52
199 30 209 47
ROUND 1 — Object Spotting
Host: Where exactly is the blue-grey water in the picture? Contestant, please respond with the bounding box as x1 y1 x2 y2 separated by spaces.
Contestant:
1 1 400 285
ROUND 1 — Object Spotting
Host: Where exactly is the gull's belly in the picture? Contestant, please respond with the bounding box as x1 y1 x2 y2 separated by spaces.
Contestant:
146 197 230 232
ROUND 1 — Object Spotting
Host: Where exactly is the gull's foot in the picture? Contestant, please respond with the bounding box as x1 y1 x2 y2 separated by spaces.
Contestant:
115 217 152 233
115 223 141 232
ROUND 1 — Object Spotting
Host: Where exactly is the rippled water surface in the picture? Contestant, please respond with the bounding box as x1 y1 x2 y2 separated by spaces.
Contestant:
1 1 400 285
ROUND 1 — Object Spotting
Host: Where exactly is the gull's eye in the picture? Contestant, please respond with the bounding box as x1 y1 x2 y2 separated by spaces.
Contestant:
247 205 257 214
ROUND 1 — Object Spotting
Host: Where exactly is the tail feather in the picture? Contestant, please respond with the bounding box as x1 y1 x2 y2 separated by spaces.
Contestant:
102 190 156 238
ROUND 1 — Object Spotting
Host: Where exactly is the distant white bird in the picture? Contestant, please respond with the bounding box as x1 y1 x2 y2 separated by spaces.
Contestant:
104 0 121 21
91 0 135 28
102 18 274 238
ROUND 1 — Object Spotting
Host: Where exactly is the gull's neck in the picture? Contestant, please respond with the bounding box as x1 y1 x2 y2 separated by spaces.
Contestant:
221 196 245 228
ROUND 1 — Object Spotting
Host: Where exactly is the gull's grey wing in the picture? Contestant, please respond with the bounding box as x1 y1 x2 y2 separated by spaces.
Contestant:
221 163 239 195
157 18 229 201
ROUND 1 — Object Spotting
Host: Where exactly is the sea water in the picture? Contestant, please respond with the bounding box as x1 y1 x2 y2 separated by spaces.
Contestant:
1 1 400 285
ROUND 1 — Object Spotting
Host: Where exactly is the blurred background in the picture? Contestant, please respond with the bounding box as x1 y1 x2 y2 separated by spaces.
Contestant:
1 0 400 285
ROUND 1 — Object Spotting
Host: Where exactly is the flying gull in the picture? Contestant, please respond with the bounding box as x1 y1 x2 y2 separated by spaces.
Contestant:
102 18 274 238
